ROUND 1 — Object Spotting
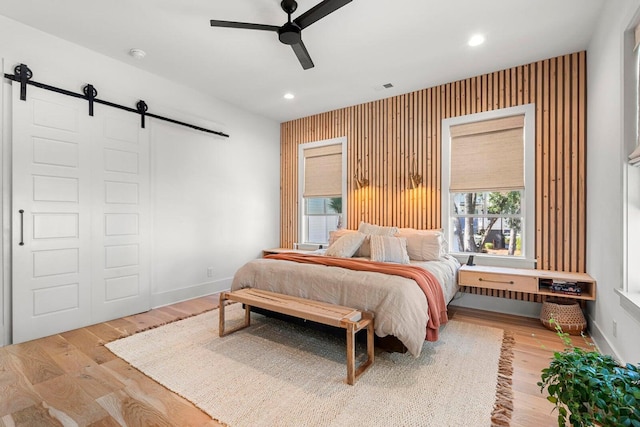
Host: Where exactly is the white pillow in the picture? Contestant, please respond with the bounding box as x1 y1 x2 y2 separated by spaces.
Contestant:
397 228 447 261
328 229 358 247
358 221 398 236
357 222 399 257
325 232 366 258
369 235 410 264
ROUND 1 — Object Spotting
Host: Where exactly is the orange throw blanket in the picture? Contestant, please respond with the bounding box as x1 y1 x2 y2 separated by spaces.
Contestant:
265 253 448 341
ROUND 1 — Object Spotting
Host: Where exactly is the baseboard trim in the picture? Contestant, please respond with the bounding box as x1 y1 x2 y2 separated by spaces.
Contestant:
587 315 623 362
151 277 232 308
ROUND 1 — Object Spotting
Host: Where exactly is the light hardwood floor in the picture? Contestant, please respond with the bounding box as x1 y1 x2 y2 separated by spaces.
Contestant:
0 295 588 426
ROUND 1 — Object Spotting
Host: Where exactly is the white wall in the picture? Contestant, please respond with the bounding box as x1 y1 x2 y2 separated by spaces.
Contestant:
0 16 280 344
587 0 640 364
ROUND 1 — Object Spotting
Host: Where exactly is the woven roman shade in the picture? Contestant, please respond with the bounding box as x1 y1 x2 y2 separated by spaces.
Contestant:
450 115 525 192
303 144 342 197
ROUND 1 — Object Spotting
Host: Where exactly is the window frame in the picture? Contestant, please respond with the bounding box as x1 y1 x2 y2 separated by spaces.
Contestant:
298 137 347 245
442 104 536 268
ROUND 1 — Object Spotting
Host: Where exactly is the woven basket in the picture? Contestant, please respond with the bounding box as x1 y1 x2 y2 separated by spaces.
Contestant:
539 300 586 335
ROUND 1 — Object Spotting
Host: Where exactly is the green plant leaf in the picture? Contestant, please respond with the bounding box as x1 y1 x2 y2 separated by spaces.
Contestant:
538 321 640 426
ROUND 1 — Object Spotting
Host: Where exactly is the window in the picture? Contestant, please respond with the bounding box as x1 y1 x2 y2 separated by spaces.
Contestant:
620 18 640 321
303 197 342 244
450 191 523 255
442 105 535 267
298 137 347 245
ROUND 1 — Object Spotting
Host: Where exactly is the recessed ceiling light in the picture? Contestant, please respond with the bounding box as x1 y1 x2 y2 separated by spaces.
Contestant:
284 93 295 100
468 34 485 47
129 48 146 59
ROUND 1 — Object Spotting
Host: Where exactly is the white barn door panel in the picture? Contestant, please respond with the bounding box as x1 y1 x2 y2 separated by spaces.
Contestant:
12 84 150 343
12 85 92 343
91 105 150 323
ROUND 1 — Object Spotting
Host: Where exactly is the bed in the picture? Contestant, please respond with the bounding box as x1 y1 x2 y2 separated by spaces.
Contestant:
230 224 461 357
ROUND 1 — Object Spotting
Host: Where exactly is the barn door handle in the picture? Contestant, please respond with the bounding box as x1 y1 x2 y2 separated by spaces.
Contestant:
19 209 24 246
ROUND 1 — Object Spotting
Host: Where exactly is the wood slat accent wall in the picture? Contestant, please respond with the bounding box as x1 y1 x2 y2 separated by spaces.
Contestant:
281 51 587 273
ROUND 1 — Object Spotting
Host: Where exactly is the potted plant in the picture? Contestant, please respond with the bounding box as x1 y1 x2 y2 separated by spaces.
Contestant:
538 319 640 426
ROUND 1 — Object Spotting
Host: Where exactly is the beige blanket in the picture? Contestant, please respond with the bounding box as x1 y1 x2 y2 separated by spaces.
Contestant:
231 256 459 357
265 253 447 341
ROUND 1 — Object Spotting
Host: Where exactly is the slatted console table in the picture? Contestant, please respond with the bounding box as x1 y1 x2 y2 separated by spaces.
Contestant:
219 288 375 385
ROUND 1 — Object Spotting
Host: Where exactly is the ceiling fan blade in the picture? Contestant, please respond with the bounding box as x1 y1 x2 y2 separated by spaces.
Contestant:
290 41 314 70
210 20 280 32
293 0 352 30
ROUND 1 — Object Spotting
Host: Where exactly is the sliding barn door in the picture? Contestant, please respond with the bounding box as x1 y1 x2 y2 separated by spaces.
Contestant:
12 84 150 343
12 85 93 343
90 104 150 323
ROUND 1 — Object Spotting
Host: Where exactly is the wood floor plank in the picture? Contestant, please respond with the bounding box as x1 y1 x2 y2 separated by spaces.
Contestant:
5 341 65 385
121 311 170 334
45 347 98 376
512 389 558 427
59 328 117 365
2 402 64 427
103 318 140 338
85 322 128 343
72 364 125 400
87 415 123 427
97 390 175 427
32 374 110 425
101 358 215 426
0 353 43 417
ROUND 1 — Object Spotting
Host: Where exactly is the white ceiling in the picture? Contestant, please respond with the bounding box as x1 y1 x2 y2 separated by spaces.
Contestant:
0 0 604 123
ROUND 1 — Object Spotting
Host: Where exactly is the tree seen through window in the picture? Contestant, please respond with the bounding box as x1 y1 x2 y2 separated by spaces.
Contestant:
451 191 522 256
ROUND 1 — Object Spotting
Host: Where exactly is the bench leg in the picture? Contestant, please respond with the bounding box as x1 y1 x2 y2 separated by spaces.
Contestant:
219 292 251 337
346 322 356 385
345 318 375 385
366 319 375 366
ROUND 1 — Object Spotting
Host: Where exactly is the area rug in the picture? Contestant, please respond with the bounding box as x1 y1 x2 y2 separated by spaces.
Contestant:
106 304 513 427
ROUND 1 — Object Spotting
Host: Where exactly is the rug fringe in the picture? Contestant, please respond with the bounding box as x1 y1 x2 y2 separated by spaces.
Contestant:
491 330 515 427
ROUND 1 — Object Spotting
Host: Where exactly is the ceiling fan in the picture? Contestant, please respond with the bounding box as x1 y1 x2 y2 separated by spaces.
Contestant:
210 0 352 70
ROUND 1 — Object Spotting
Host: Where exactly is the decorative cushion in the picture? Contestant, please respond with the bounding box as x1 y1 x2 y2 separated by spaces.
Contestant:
325 232 366 258
328 229 358 247
369 235 410 264
396 228 447 261
358 221 399 236
357 222 399 257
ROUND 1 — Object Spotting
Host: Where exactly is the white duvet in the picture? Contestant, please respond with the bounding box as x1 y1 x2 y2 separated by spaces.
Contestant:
230 255 460 357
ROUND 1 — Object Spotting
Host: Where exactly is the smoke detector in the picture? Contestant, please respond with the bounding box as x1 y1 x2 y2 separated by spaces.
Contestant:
129 48 146 59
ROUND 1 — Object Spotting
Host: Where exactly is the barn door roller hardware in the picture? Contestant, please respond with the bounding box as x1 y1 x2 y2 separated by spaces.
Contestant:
3 64 229 138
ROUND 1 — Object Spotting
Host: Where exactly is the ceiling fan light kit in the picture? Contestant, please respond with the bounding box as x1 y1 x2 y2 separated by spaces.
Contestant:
210 0 352 70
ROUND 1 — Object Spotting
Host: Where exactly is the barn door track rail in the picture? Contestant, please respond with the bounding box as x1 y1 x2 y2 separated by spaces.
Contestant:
4 64 229 138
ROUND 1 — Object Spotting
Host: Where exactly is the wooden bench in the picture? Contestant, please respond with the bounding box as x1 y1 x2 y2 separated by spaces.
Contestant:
219 288 374 385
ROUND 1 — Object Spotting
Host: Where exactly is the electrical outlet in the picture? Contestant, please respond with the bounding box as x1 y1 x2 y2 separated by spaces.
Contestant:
612 320 617 337
207 267 214 278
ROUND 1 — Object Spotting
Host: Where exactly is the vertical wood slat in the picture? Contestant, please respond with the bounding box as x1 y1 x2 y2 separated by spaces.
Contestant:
280 51 587 273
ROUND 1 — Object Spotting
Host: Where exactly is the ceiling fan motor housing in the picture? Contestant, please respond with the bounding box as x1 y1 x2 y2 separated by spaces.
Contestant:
278 23 302 45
